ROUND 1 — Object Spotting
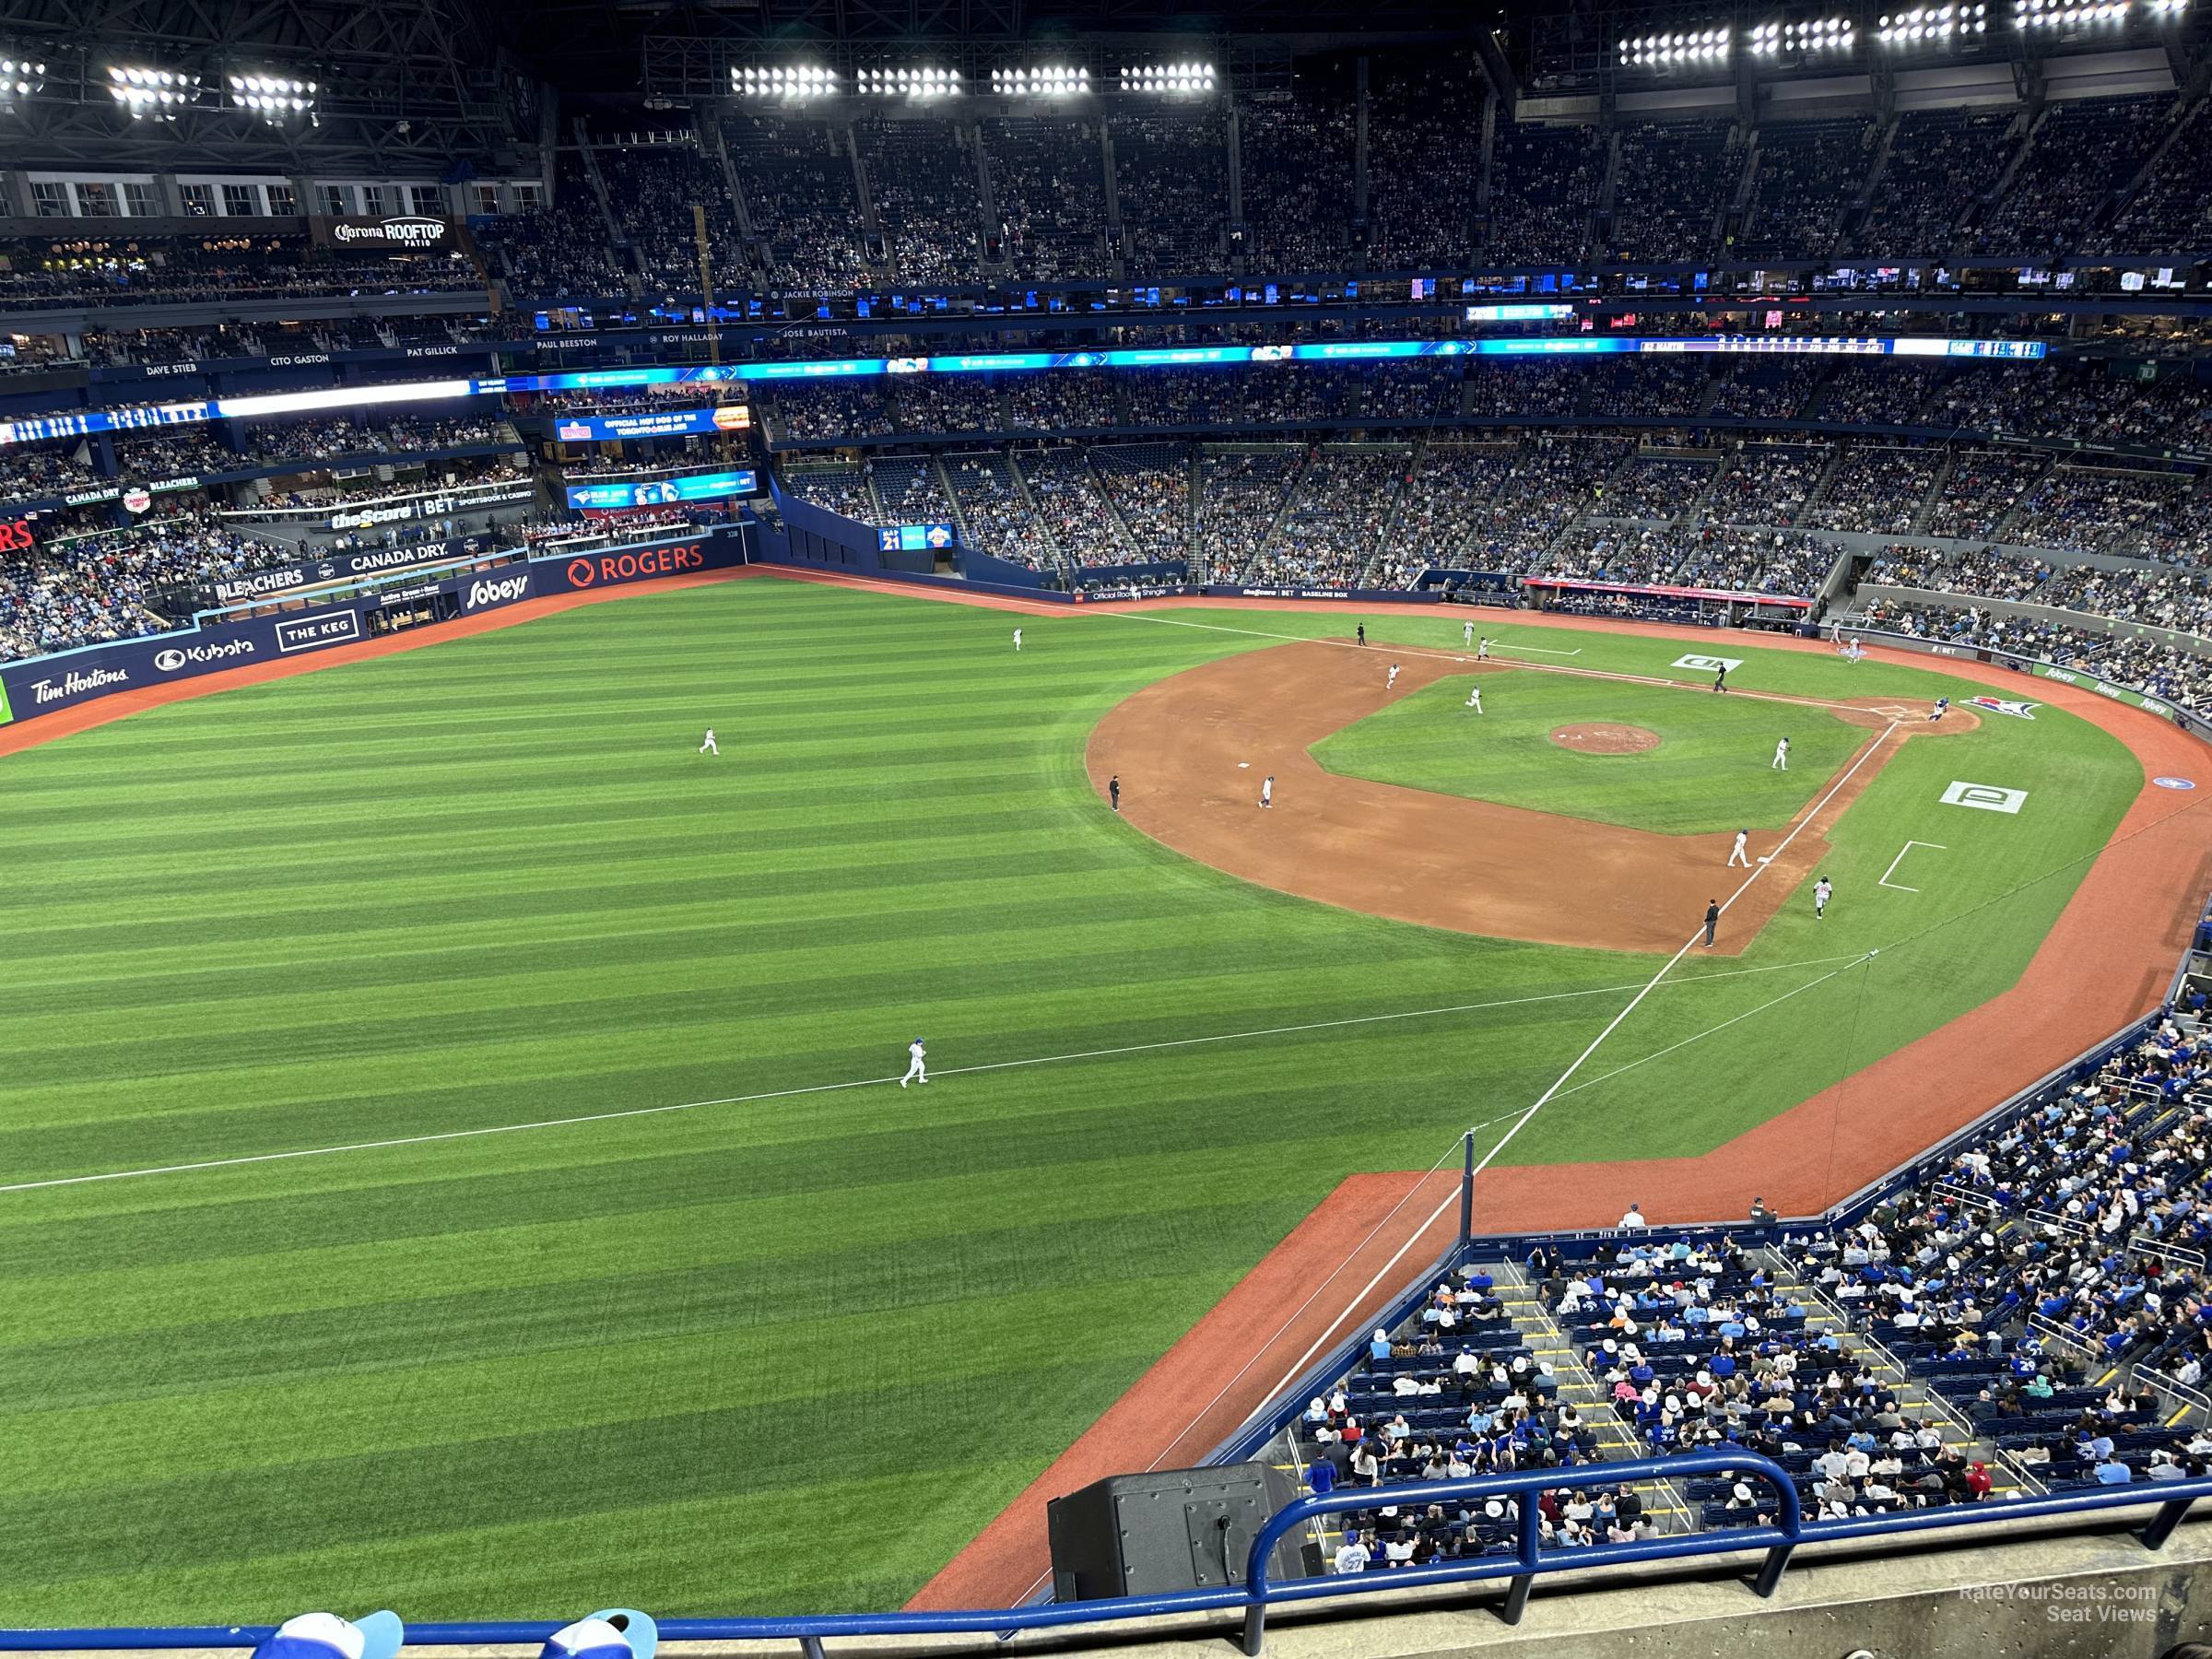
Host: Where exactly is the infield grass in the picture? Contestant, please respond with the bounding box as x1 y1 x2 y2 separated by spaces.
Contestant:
0 578 2143 1623
1312 669 1871 833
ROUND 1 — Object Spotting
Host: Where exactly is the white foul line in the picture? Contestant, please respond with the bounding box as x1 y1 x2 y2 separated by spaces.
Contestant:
1234 716 1902 1417
0 962 1852 1197
1879 840 1947 894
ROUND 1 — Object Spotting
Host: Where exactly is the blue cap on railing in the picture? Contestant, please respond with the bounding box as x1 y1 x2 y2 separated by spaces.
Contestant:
541 1610 656 1659
253 1613 403 1659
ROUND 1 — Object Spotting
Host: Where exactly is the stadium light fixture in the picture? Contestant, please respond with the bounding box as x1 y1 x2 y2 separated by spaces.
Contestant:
991 65 1090 96
227 73 316 119
1615 29 1732 65
855 66 962 99
106 65 201 118
732 65 840 100
1749 16 1859 51
2145 0 2188 14
1118 62 1218 93
1875 4 1988 41
2015 0 2130 23
0 54 46 98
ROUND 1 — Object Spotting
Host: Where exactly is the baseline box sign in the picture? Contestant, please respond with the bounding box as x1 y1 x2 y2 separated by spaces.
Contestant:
555 407 751 442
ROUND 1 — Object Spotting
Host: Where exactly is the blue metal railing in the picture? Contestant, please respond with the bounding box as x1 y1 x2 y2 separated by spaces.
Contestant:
6 1457 2206 1656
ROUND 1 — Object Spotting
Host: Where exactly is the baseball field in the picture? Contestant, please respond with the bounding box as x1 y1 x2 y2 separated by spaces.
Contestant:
0 572 2174 1623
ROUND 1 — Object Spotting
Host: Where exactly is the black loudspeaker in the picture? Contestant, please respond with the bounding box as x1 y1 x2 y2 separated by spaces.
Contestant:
1046 1461 1318 1602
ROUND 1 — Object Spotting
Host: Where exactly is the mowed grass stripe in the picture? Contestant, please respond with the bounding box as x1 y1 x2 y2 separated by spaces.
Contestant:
0 578 2141 1622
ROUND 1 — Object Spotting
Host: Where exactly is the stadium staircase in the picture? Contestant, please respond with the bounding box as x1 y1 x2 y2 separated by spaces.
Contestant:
571 123 635 291
1005 449 1064 566
1755 1248 2035 1495
1182 446 1206 582
1965 110 2041 245
1359 435 1429 587
932 456 974 544
700 115 765 286
1484 1259 1699 1534
1232 448 1315 581
1840 112 1903 253
1083 450 1142 555
1910 451 1957 535
2106 89 2207 238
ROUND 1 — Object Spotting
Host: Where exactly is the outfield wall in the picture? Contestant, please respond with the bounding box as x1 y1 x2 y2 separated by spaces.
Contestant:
0 526 750 728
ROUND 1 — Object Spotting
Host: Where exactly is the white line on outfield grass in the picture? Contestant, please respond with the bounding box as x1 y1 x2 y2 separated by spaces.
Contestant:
1232 718 1901 1418
0 957 1860 1197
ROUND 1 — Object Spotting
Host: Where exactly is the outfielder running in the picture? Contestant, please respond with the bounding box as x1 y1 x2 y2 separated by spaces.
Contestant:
1465 683 1484 713
700 728 719 755
1728 828 1751 867
1771 736 1791 771
900 1038 929 1088
1387 664 1401 691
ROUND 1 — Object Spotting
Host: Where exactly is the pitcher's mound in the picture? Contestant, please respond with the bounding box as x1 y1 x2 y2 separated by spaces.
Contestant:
1550 723 1662 755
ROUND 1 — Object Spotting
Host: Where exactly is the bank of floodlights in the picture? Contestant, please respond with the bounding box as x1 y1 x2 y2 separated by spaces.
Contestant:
228 73 315 119
855 66 962 98
2016 0 2129 23
1119 62 1217 92
733 65 839 99
1615 29 1732 65
1875 4 1988 41
1748 16 1859 51
991 65 1090 96
107 65 200 117
2146 0 2189 15
0 53 45 97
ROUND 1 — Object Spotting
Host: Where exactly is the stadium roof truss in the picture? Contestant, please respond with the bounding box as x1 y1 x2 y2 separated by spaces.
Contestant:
0 0 533 172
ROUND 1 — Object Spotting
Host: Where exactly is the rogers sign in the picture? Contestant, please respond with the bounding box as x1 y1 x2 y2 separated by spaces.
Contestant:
564 543 707 590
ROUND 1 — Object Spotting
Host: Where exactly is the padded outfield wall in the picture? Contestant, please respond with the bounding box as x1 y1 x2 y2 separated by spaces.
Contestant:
0 526 752 728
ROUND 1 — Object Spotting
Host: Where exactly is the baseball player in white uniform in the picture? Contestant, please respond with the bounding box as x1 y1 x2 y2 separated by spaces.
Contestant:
1477 637 1490 661
1463 620 1475 647
1814 876 1833 920
1771 737 1790 771
700 728 718 755
900 1038 928 1087
1387 664 1401 691
1013 628 1022 652
1728 829 1751 867
1260 774 1274 809
1465 683 1483 713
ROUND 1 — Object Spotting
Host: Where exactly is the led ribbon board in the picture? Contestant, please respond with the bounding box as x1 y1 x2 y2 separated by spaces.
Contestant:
564 469 759 511
0 338 2047 449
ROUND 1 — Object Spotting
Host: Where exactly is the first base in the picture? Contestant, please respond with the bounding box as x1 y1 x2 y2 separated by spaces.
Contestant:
1758 855 1773 864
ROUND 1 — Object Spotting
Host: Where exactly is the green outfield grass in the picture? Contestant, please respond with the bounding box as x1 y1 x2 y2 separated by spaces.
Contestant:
0 581 2142 1624
1312 669 1871 833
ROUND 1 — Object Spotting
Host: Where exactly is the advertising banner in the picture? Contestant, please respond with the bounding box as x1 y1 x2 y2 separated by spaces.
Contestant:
532 535 742 595
1 527 748 726
309 214 469 253
323 482 535 533
876 524 957 554
455 568 533 616
564 470 758 512
554 407 752 442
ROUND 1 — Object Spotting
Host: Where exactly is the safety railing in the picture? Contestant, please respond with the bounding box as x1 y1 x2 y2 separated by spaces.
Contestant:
9 1458 2212 1658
